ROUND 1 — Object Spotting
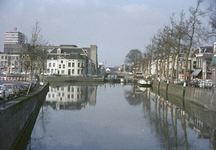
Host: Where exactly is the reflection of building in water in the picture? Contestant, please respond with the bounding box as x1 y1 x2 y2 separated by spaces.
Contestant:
46 85 97 110
148 91 216 149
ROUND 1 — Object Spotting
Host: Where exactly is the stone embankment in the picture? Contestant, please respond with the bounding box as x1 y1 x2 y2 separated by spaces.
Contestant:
0 82 49 150
151 80 216 110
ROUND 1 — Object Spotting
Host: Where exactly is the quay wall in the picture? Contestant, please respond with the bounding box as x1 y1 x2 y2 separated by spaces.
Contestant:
0 83 49 150
151 80 216 110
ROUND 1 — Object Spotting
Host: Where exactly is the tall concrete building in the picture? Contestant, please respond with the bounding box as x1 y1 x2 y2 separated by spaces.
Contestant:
4 31 28 53
83 45 98 74
4 31 25 44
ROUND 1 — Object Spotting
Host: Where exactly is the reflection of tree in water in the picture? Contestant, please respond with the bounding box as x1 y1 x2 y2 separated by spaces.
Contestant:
28 102 52 150
124 86 143 106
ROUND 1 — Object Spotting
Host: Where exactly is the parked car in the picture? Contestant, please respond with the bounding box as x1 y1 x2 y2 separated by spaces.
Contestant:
188 80 200 87
170 79 175 84
2 83 19 97
182 80 191 86
17 84 26 95
0 85 11 100
22 82 31 92
206 79 213 88
174 79 182 85
199 80 206 88
164 78 171 83
31 78 39 89
199 79 213 88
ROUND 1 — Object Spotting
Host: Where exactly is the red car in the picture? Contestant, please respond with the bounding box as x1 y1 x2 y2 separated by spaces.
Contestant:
169 79 175 84
188 80 200 87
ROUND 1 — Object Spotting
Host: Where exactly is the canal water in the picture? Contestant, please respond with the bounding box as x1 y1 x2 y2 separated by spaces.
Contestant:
25 83 215 150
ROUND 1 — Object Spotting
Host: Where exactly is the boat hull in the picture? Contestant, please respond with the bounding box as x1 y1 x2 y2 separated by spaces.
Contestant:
137 79 151 87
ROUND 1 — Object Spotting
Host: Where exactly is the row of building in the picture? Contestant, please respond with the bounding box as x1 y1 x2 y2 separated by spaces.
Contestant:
0 31 99 76
126 42 216 83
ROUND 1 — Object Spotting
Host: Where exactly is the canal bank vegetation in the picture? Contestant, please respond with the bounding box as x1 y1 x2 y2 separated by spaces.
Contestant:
124 0 216 80
45 76 71 82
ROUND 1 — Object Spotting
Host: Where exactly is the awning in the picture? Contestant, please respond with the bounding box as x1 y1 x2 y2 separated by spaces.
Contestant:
210 57 216 66
191 69 202 76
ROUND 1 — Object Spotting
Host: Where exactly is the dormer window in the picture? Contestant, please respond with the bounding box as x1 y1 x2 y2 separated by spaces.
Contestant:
57 48 61 54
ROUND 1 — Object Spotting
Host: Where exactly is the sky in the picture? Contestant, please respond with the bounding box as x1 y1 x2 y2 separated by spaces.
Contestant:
0 0 214 67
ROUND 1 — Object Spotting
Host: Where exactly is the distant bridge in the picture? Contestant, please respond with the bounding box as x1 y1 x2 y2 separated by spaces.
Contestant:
104 72 133 78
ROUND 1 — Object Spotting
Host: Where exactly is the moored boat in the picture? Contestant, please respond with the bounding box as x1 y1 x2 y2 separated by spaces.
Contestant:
137 79 151 87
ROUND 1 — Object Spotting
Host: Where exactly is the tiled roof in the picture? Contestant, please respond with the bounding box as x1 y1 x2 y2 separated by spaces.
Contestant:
50 48 85 54
68 53 84 60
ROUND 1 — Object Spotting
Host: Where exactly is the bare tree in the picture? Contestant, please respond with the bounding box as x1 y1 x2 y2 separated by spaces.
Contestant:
170 11 186 79
22 20 48 81
183 0 208 80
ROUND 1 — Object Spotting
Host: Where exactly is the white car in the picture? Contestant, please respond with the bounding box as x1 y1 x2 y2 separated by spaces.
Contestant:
3 83 19 97
205 80 213 88
0 85 11 100
174 79 182 85
199 79 213 88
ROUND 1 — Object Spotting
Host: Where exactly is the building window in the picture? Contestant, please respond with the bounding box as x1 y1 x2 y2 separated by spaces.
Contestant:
63 64 65 68
72 69 74 74
59 64 61 68
68 86 70 92
61 60 63 63
72 87 74 92
78 69 80 74
62 70 64 74
72 63 74 67
71 94 74 98
68 69 71 75
49 63 51 67
68 94 70 99
68 63 71 67
53 63 55 67
78 63 80 67
1 56 3 59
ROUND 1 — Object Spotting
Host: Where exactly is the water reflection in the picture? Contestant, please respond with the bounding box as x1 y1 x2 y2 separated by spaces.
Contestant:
26 84 216 149
46 84 98 110
146 88 216 150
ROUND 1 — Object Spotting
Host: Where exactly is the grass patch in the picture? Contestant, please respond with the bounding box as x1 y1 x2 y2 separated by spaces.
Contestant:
45 76 71 82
